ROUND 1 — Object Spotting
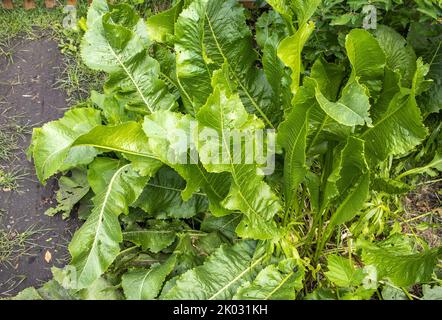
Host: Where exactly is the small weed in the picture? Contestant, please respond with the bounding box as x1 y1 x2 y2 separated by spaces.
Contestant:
0 225 41 268
0 167 28 192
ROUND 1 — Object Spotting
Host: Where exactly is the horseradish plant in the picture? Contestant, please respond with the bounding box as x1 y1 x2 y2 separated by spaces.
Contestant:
25 0 441 300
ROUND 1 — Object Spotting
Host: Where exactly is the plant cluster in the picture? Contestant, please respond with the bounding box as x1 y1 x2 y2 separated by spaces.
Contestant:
16 0 442 300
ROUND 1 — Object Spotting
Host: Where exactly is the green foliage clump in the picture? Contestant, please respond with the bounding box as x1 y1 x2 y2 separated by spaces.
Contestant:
19 0 442 300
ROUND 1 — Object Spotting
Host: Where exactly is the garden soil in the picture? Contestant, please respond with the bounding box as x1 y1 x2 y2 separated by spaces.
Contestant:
0 35 80 297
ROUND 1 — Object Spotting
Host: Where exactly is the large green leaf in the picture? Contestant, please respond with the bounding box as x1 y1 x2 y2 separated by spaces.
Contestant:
360 238 441 287
361 92 428 165
345 29 386 96
278 21 315 94
304 59 349 153
196 70 281 240
81 3 176 113
324 137 370 227
123 223 178 253
32 108 102 183
278 99 309 208
73 122 151 157
73 121 162 177
407 22 442 114
315 78 372 127
122 256 176 300
146 0 183 43
373 25 416 87
272 0 320 94
174 0 277 126
143 110 231 217
68 163 149 289
256 11 291 115
161 241 261 299
233 259 304 300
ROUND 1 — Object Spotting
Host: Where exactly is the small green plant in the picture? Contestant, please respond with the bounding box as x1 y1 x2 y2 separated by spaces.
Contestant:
0 167 27 191
0 225 40 267
0 114 32 191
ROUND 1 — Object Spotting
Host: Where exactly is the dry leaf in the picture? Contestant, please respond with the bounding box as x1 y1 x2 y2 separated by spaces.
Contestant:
44 250 52 263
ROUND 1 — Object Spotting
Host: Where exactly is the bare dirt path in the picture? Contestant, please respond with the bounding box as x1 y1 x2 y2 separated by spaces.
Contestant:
0 35 80 297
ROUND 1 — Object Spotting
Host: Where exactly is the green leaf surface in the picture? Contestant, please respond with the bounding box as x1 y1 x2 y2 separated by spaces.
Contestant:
408 22 442 114
73 121 163 177
325 255 365 288
146 0 183 43
256 11 291 115
91 91 137 125
278 100 309 208
360 238 441 287
32 108 102 182
345 29 386 96
371 177 412 194
278 22 315 94
174 0 277 126
233 259 304 300
304 60 349 153
143 110 231 216
315 79 372 127
374 25 416 87
69 164 149 288
134 167 207 219
323 137 369 215
122 256 176 300
122 220 185 253
81 4 176 113
361 92 428 165
267 0 320 25
397 152 442 179
196 72 281 240
161 241 261 300
422 285 442 300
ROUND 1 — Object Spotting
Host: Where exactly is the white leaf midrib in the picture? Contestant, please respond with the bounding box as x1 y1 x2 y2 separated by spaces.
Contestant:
77 164 130 284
